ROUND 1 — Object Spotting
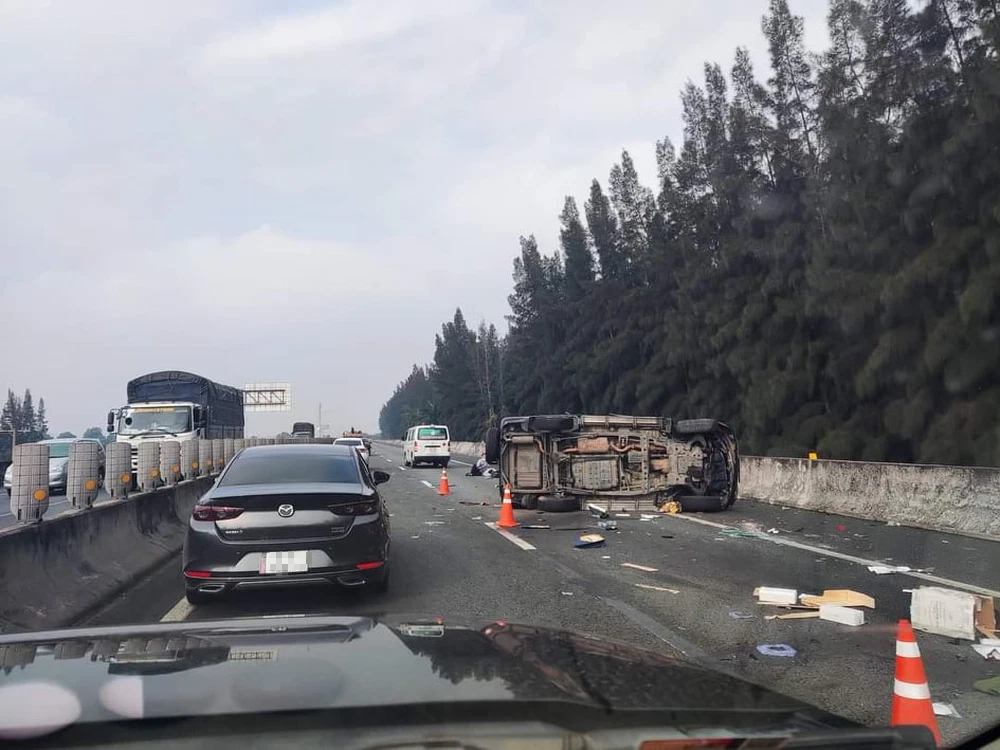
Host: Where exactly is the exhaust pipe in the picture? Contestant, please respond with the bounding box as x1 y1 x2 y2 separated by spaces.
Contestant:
336 575 367 587
196 583 225 593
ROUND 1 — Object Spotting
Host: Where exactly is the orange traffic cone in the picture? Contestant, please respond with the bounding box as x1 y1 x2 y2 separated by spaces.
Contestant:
497 484 519 528
437 468 450 496
891 619 941 745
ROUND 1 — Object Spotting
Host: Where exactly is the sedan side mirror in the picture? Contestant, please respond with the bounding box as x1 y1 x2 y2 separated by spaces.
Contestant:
372 470 391 485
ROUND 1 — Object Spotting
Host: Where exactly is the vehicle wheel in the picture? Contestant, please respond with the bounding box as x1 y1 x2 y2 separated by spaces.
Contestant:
521 493 539 511
525 415 577 433
674 418 718 436
441 460 450 469
677 495 727 512
485 427 500 464
185 588 212 606
537 494 580 513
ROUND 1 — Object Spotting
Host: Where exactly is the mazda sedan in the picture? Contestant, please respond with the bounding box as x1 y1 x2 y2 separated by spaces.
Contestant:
182 443 391 605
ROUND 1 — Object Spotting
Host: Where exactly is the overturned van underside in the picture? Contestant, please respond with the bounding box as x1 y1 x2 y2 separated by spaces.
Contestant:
489 414 739 513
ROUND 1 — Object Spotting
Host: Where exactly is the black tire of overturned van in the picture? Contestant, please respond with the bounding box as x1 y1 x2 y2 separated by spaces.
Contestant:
673 418 718 436
677 495 727 512
537 494 581 513
485 427 500 464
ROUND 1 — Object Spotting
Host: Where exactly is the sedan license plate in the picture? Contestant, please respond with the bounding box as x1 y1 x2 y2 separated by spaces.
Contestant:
260 551 308 575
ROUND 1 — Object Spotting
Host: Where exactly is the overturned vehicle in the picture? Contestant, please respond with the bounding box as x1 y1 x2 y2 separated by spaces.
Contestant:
485 414 739 513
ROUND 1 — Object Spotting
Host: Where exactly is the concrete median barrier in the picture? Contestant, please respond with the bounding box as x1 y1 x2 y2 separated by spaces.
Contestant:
0 476 213 633
741 456 1000 540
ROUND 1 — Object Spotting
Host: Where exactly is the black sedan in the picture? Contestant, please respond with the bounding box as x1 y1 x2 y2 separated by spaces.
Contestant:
182 443 391 605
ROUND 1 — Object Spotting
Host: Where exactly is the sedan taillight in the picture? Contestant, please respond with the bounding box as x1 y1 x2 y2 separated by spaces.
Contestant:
192 505 244 521
329 501 376 516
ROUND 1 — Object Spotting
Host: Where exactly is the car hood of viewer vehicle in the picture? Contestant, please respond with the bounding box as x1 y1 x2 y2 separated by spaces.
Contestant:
0 614 862 742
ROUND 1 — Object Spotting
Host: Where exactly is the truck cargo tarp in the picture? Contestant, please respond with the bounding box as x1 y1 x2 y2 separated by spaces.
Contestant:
127 371 244 428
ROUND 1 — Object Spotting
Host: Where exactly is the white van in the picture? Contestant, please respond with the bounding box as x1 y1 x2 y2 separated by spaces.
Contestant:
403 425 451 468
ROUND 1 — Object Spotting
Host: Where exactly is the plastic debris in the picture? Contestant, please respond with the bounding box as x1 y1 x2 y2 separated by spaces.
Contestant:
640 514 659 521
614 513 631 518
729 611 755 620
621 562 658 572
722 529 758 539
754 587 798 605
972 639 1000 660
767 528 780 534
522 524 551 529
819 604 865 626
974 675 1000 696
575 534 605 548
757 644 797 657
868 565 912 574
837 524 846 532
597 519 618 531
472 516 482 521
635 583 679 594
661 534 674 539
561 591 574 596
659 501 681 514
424 521 446 526
411 535 420 539
933 702 962 718
602 555 611 559
587 503 609 519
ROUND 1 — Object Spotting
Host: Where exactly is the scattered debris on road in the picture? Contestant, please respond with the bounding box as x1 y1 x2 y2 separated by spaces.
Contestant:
561 591 574 596
868 564 913 574
722 529 758 539
933 702 962 718
800 589 875 609
575 534 605 548
910 586 996 640
729 611 755 620
587 503 609 519
635 583 679 594
522 524 551 529
757 644 797 657
614 513 631 518
621 562 658 572
659 501 681 514
766 528 780 534
766 612 820 620
819 604 865 626
974 675 1000 696
661 534 674 539
459 500 490 506
597 519 618 531
971 639 1000 660
640 514 659 521
755 587 798 605
424 521 446 526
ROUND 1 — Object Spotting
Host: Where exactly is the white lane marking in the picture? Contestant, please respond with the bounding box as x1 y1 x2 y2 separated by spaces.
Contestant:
420 480 434 489
450 459 472 466
485 522 536 550
397 466 407 471
669 513 1000 598
161 597 194 622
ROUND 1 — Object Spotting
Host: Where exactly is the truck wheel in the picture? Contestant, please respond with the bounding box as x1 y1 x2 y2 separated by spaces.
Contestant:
538 495 580 513
485 427 500 464
525 415 577 433
678 495 727 512
674 419 718 436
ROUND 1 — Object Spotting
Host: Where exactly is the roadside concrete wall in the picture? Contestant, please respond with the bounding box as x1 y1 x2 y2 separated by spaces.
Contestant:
0 476 213 633
741 456 1000 539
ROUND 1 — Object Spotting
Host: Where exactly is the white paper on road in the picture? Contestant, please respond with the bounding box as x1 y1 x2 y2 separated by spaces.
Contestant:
868 564 913 574
911 586 976 640
933 702 962 718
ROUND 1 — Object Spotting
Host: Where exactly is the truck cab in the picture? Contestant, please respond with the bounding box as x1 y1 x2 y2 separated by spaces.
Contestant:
108 402 203 470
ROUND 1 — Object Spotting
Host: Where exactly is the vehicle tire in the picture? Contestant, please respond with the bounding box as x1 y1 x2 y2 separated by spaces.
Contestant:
674 418 718 436
537 494 581 513
525 415 577 433
677 494 727 512
485 427 501 464
185 588 212 606
521 493 539 511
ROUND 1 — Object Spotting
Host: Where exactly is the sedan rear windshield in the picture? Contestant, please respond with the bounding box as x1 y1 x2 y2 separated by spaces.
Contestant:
418 428 448 440
219 453 359 486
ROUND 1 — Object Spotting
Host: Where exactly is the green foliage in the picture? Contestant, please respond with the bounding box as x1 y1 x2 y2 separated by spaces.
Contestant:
0 388 53 460
379 0 1000 465
57 432 76 439
82 427 105 442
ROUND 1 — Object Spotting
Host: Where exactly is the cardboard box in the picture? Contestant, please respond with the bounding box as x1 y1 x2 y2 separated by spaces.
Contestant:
910 586 997 640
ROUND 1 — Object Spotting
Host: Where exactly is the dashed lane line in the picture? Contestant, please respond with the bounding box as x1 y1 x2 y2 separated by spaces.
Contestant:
668 513 1000 598
398 466 407 471
485 522 536 550
160 597 194 622
420 480 434 489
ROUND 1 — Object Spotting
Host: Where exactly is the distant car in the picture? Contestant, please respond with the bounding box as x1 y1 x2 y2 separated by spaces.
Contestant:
334 437 369 464
402 424 450 468
3 438 106 496
182 443 391 605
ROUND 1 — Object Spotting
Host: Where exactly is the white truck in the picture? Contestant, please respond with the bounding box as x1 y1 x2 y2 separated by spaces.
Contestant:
107 371 245 472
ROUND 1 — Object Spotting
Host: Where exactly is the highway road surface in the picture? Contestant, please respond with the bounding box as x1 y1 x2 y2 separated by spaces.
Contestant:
80 445 1000 745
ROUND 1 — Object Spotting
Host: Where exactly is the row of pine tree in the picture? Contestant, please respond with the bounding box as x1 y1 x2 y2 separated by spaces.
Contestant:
380 0 1000 466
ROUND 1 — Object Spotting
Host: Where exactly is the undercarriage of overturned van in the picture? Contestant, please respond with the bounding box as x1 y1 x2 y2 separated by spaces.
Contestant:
486 414 740 513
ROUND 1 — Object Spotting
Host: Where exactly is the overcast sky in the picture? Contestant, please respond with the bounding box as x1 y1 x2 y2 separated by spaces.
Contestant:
0 0 829 437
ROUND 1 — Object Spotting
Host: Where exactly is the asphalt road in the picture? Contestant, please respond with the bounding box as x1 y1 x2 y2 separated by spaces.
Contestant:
1 487 112 530
81 445 1000 745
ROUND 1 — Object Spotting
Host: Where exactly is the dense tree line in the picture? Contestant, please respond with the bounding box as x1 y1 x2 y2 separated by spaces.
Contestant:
0 389 51 460
381 0 1000 466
